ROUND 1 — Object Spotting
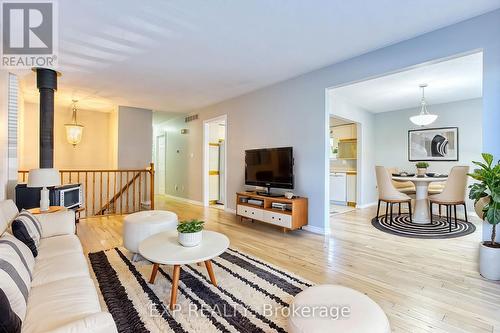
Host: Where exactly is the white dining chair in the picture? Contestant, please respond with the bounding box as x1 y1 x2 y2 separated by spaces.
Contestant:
428 166 470 231
375 166 412 224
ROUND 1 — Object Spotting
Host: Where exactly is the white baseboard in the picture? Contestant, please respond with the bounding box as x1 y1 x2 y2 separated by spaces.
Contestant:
163 194 204 206
356 201 378 209
302 225 326 235
224 207 236 214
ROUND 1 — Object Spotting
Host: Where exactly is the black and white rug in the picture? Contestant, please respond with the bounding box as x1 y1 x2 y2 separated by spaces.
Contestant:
89 247 312 333
371 214 476 239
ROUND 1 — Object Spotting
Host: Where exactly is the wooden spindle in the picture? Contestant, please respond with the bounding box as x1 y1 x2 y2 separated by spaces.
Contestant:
150 163 155 210
126 171 130 214
85 172 88 217
92 171 96 216
106 171 110 215
138 172 142 211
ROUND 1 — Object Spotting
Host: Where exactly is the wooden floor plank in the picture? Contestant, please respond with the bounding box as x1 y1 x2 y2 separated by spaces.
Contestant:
78 195 500 332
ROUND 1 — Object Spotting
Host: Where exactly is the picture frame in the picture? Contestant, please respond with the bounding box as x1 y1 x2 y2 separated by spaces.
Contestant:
408 127 459 161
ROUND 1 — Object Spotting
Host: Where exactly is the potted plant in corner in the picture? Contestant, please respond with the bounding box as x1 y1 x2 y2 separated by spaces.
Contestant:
415 161 429 176
177 219 205 247
468 153 500 280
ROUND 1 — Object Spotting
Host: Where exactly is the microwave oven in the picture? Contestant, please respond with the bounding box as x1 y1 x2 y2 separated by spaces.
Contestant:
52 184 83 209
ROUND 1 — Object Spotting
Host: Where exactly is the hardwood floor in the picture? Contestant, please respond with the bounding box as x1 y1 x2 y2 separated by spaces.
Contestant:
78 195 500 333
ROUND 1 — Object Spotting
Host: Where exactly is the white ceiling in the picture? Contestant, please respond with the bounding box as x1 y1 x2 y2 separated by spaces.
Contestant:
17 0 499 113
331 52 483 112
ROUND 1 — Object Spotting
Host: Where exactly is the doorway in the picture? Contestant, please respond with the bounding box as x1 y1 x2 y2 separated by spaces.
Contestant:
328 116 359 216
155 134 167 195
203 115 227 209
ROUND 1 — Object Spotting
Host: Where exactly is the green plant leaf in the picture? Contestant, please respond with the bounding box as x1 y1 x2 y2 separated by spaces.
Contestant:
469 183 488 201
177 219 205 233
485 201 500 225
482 153 494 167
472 161 490 171
492 187 500 203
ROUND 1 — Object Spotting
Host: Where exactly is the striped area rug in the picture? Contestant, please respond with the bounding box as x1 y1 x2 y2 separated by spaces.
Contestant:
371 214 476 239
89 247 312 333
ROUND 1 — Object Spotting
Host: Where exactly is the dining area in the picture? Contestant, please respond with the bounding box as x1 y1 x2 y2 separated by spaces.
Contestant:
372 164 475 238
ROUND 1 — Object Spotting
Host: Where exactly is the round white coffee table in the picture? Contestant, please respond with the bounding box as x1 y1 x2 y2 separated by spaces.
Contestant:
139 230 230 310
392 176 448 224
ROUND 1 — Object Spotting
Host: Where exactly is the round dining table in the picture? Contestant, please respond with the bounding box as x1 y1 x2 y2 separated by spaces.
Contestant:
392 175 448 224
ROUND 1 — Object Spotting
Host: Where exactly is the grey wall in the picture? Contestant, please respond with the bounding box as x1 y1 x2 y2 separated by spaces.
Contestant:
117 106 153 169
374 98 483 174
154 116 202 201
156 10 500 233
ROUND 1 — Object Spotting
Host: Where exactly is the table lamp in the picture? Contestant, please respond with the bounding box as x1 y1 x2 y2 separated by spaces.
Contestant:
27 168 61 211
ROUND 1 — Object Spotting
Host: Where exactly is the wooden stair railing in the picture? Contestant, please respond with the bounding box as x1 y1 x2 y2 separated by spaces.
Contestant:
96 171 141 215
18 163 155 218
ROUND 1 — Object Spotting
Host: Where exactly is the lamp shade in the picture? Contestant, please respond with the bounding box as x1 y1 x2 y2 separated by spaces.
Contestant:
409 114 438 127
65 124 84 146
27 168 61 188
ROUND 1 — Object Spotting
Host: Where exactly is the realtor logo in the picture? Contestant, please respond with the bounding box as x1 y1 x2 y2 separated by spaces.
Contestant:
1 0 58 68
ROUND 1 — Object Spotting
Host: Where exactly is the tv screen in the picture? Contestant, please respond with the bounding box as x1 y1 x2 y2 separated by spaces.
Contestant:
245 147 294 189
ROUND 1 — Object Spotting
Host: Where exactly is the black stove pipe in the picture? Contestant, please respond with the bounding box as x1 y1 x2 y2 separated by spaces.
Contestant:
35 68 58 168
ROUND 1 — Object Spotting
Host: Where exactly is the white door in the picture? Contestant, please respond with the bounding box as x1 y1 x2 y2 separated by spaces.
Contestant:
156 135 166 194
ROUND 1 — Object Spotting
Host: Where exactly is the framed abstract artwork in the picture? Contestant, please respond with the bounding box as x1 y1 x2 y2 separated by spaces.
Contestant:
408 127 459 161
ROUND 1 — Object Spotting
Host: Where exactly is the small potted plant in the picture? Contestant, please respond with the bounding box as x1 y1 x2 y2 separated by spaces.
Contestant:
468 153 500 280
177 219 205 247
415 161 429 176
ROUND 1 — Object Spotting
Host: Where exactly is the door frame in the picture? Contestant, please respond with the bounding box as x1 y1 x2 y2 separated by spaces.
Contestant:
155 134 167 195
203 114 228 208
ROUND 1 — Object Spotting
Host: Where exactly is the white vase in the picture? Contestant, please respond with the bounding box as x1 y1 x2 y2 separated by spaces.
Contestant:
178 231 202 247
416 168 427 176
479 242 500 280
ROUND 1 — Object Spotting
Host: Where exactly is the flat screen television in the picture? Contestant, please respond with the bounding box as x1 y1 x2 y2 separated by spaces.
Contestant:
245 147 294 195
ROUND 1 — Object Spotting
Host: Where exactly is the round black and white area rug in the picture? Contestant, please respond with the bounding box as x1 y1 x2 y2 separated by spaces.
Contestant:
371 214 476 239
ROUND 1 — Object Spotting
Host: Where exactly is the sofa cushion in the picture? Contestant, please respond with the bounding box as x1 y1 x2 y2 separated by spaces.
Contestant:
0 200 20 235
12 211 42 257
37 210 76 238
32 251 90 287
0 287 22 333
0 233 34 320
37 234 83 260
0 233 35 278
22 277 102 333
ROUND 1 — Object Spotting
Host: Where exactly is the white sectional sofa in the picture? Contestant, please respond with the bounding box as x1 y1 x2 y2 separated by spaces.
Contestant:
0 200 117 333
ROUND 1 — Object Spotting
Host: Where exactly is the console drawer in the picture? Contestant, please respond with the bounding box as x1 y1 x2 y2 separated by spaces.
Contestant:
237 205 264 220
263 211 292 228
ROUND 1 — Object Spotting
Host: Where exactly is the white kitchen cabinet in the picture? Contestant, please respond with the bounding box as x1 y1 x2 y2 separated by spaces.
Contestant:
330 172 347 202
347 174 356 204
331 124 356 140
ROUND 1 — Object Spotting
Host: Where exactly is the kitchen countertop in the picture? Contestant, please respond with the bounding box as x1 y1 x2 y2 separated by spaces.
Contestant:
330 170 357 175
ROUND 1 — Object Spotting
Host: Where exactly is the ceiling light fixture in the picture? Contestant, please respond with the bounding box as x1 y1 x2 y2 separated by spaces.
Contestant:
65 99 84 147
409 84 438 127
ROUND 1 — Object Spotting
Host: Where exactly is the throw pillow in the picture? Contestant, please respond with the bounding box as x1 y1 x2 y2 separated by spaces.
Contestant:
0 288 22 333
12 210 42 257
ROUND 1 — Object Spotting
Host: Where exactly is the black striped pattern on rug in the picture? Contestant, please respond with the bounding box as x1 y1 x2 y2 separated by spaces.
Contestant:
89 247 312 333
371 214 476 239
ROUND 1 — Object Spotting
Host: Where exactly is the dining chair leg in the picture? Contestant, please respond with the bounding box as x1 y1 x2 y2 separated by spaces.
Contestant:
463 203 468 222
408 201 412 223
454 205 458 227
376 200 381 221
390 203 393 225
439 204 442 217
429 202 433 224
446 205 451 232
385 202 389 222
398 203 401 215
